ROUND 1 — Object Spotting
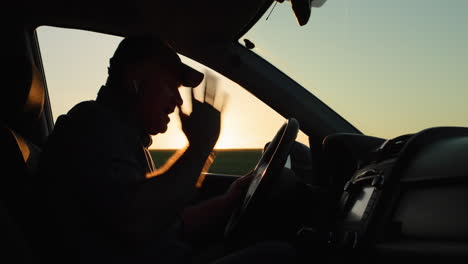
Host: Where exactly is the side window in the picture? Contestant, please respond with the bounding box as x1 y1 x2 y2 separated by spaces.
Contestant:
37 27 122 122
37 26 309 175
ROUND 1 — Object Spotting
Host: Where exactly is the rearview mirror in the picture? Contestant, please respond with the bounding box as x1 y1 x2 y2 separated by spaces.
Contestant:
277 0 327 26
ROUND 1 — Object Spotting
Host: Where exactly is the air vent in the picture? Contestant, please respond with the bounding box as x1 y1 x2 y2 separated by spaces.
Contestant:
374 134 413 162
360 134 414 167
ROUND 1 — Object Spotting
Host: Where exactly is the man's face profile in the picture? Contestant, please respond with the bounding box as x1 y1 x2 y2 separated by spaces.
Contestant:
134 59 183 135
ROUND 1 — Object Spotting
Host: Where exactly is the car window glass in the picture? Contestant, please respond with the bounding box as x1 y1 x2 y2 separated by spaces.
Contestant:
37 26 309 175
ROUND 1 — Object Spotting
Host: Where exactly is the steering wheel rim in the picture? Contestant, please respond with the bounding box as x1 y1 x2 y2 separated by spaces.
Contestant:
224 118 299 240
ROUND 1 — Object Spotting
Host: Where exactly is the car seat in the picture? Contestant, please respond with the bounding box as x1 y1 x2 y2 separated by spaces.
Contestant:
0 54 46 263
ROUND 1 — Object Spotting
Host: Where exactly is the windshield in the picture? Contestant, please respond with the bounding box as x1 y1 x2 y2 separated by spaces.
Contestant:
242 0 468 139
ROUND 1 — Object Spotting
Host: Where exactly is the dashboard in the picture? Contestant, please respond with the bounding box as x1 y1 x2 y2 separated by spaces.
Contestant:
199 126 468 261
315 127 468 260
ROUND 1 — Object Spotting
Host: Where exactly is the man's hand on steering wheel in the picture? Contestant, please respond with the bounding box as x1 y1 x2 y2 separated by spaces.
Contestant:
180 171 254 243
223 171 255 208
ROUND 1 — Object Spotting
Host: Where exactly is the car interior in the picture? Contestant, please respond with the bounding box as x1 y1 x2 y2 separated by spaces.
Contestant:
2 0 468 263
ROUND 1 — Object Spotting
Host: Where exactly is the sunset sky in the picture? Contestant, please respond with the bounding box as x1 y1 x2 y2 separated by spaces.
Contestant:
36 27 310 149
37 0 468 149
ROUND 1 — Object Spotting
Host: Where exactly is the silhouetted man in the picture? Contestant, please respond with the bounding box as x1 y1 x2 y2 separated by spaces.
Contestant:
37 35 295 264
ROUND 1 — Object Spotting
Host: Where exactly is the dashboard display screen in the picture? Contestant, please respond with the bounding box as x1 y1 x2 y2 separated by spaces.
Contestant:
345 187 375 222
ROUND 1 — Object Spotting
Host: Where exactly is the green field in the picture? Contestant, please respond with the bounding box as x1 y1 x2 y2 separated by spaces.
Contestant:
150 149 262 175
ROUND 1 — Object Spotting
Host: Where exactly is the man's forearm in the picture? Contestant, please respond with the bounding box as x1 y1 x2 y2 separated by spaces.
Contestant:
167 144 213 177
131 144 215 242
149 144 213 178
162 144 213 195
136 145 214 221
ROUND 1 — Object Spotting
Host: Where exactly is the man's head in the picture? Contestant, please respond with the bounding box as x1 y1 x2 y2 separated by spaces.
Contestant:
102 35 204 135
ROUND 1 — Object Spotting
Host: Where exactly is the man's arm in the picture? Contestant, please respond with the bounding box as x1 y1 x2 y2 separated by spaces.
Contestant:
129 145 215 243
132 86 225 242
180 172 253 242
140 96 221 206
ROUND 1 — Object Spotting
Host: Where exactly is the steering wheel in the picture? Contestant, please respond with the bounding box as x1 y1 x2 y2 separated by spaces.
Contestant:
224 118 299 241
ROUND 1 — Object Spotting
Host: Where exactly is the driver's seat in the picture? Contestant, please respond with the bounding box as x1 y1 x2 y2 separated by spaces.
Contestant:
0 53 46 263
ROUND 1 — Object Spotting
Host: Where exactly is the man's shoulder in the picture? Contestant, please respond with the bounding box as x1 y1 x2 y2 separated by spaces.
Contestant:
55 100 115 129
51 100 138 152
67 100 107 120
51 100 121 145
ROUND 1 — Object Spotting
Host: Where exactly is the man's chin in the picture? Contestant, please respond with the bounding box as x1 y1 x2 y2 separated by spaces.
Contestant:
150 123 168 135
146 116 170 135
159 125 168 133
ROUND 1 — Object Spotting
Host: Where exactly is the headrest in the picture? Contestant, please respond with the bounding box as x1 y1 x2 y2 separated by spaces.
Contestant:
0 55 45 124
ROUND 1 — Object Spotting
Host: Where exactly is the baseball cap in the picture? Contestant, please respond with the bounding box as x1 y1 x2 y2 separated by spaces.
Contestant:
109 35 204 88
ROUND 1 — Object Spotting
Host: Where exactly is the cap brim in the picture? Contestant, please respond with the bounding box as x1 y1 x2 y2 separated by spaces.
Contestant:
180 63 204 88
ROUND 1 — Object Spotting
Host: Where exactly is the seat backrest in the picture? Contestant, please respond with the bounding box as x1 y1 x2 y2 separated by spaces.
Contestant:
0 125 42 223
0 54 46 263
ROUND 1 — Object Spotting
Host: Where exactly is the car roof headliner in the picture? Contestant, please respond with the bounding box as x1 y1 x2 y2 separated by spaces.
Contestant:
22 0 271 56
